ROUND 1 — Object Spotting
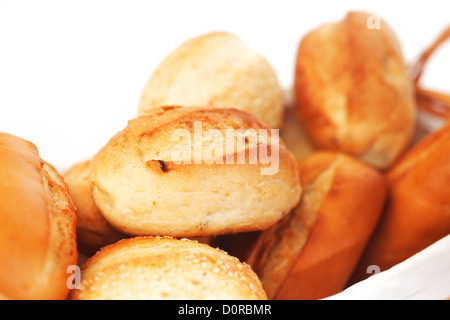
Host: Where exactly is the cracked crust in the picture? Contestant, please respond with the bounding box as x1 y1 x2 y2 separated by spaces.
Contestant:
0 133 77 300
89 106 301 237
294 12 416 169
69 236 267 300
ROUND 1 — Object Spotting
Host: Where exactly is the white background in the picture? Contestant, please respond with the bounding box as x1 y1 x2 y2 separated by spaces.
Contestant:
0 0 449 172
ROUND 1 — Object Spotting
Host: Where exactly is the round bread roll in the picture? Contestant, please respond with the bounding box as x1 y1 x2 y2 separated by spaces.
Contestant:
89 106 301 238
349 119 450 284
64 160 212 255
246 151 387 300
64 160 127 256
69 236 267 300
138 32 284 129
294 12 416 169
0 133 77 300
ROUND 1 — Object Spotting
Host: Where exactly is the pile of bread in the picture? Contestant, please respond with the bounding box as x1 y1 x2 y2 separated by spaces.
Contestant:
1 11 449 300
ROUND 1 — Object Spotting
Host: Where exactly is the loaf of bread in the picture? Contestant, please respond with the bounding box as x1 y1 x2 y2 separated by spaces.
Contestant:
0 133 77 299
64 160 127 256
294 12 416 169
89 106 301 238
69 236 267 300
349 119 450 284
138 32 284 128
90 107 301 238
246 151 387 300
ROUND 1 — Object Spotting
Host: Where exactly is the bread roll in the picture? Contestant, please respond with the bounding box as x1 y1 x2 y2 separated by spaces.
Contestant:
246 151 387 300
349 120 450 284
0 133 77 299
138 32 284 129
90 106 301 238
64 160 214 255
64 160 127 256
69 236 267 300
294 12 416 169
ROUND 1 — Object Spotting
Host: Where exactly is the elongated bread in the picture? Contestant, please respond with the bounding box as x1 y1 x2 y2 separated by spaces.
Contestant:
90 106 301 238
247 151 387 300
69 236 267 300
294 12 416 169
349 120 450 284
138 32 284 128
0 133 77 299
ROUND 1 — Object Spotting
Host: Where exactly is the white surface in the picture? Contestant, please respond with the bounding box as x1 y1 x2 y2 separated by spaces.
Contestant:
326 235 450 300
0 0 449 172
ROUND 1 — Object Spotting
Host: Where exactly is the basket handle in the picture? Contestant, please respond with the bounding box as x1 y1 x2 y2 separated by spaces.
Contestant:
409 26 450 118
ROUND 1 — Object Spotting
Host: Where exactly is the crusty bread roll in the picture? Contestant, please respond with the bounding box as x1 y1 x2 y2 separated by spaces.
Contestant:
64 160 127 256
138 32 284 129
246 151 387 300
349 119 450 284
63 160 213 255
0 133 77 300
69 236 267 300
89 106 301 238
294 12 416 169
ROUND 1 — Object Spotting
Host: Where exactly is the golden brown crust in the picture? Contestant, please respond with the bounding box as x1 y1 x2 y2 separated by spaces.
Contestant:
138 32 284 129
294 12 416 169
64 160 127 256
69 236 267 300
0 133 77 300
90 106 301 237
349 120 450 284
40 161 78 299
247 151 387 300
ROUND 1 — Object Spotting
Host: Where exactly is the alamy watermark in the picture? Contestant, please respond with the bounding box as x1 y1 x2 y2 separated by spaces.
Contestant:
366 265 381 276
67 265 81 290
366 13 382 30
168 121 280 176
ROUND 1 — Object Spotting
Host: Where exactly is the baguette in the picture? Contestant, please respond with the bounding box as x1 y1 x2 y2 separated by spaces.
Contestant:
246 151 387 299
